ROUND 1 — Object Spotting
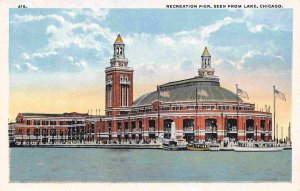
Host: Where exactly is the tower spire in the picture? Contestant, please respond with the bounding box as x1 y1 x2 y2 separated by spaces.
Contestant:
198 47 216 78
202 47 210 56
114 34 124 44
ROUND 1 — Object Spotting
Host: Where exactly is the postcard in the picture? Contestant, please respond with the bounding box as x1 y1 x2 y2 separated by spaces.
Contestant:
0 0 299 191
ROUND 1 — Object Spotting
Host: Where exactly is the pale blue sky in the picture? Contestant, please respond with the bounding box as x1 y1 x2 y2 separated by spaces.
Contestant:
9 8 293 128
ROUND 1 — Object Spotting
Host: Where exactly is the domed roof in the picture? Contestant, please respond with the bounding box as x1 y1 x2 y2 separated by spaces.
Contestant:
133 76 242 107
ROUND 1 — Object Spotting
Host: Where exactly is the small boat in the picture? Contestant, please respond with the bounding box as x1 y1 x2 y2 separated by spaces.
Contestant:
161 121 187 151
220 137 237 151
208 142 220 151
284 144 292 150
234 141 284 152
187 142 209 151
162 139 187 151
284 140 292 150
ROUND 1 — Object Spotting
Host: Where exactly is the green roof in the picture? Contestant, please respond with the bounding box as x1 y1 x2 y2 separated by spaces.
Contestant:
133 77 242 107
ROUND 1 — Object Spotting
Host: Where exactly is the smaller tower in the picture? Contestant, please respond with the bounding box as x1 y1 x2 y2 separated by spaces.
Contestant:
198 47 215 77
113 34 126 62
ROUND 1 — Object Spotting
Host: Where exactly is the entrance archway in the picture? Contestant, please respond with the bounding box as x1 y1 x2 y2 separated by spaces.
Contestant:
163 119 173 139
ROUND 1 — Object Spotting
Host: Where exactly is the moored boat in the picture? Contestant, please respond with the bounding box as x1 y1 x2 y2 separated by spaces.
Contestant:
207 142 220 151
234 141 284 152
187 141 209 151
162 139 187 151
162 122 187 151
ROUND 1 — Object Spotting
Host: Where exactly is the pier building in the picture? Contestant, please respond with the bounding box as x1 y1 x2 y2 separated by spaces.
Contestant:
102 34 272 143
13 34 272 145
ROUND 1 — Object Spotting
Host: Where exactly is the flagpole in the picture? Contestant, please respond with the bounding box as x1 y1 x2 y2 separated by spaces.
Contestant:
273 85 276 141
157 86 160 141
195 88 198 142
236 84 239 141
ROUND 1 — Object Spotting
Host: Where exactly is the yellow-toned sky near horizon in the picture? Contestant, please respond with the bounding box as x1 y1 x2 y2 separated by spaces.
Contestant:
9 69 292 139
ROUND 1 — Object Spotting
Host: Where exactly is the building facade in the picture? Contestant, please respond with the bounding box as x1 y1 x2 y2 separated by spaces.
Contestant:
14 112 103 145
8 122 16 145
12 34 272 145
101 35 272 143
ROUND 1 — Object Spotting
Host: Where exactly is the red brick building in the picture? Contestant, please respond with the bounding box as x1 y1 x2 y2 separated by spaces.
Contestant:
13 34 272 145
101 35 272 143
14 112 103 145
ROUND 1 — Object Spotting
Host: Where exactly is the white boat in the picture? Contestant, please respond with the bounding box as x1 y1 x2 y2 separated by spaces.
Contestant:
162 139 187 151
234 141 284 152
220 137 237 151
284 144 292 150
207 142 220 151
162 122 187 151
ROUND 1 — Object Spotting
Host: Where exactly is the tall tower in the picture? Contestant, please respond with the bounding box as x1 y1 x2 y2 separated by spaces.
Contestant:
198 47 215 77
105 34 134 117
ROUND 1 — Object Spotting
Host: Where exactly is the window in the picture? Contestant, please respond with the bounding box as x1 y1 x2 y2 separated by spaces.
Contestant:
42 120 49 125
34 120 40 125
50 121 57 125
26 129 30 135
26 120 31 125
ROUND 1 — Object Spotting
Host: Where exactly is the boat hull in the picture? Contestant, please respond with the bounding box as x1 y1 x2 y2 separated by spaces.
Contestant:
163 145 186 151
187 146 209 151
234 147 284 152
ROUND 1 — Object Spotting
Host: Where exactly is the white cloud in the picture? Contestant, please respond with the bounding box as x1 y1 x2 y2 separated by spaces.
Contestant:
42 18 113 54
200 17 243 39
22 52 30 60
235 50 260 69
46 25 57 34
24 62 39 72
72 60 88 67
155 36 175 46
63 9 109 21
15 64 22 70
31 51 58 58
67 56 74 62
247 24 264 33
13 14 65 24
222 51 285 70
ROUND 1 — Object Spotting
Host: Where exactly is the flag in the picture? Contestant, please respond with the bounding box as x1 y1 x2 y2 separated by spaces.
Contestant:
274 89 286 101
197 89 208 97
237 88 249 99
160 91 170 98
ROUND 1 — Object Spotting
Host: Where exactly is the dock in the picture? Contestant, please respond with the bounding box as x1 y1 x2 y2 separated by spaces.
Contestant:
12 143 162 149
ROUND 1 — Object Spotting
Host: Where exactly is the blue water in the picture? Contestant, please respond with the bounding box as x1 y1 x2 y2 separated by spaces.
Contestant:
10 148 291 182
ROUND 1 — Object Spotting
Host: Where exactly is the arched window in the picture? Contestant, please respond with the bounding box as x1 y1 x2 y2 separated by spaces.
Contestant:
246 119 254 131
205 118 217 131
183 119 194 132
227 119 237 131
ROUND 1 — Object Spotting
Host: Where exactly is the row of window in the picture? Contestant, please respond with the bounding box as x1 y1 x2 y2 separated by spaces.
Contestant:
111 119 271 130
132 105 255 114
21 127 95 136
26 120 84 126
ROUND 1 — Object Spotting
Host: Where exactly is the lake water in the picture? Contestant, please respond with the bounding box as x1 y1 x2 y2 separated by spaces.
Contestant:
10 148 291 182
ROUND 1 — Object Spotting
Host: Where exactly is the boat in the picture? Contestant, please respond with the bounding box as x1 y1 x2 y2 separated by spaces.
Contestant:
284 144 292 150
162 138 187 151
219 137 237 151
284 140 292 150
207 142 220 151
234 141 284 152
162 122 187 151
187 141 209 151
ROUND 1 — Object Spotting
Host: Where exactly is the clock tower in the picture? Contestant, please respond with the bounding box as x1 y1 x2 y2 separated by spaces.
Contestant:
105 34 134 117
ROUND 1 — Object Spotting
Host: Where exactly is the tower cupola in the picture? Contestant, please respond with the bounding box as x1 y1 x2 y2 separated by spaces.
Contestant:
198 47 216 78
113 34 125 59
